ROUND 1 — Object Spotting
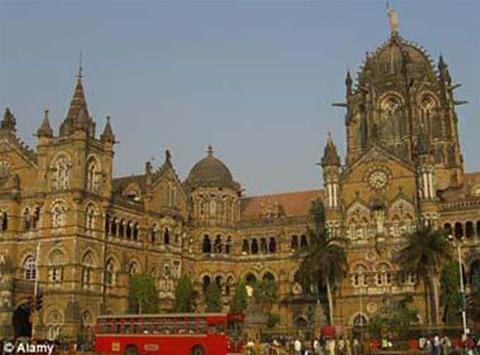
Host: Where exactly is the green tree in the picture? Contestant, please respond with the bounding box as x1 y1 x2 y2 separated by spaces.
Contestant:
253 279 278 313
128 274 159 314
205 282 222 312
230 279 248 313
397 226 452 325
440 261 462 324
173 275 195 312
295 201 348 326
368 297 418 338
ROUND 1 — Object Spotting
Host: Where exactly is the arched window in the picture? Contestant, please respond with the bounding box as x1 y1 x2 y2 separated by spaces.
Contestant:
376 263 392 286
245 273 257 286
214 235 222 254
46 310 63 341
133 223 139 241
24 256 36 281
202 235 211 254
300 234 308 249
111 218 118 236
202 275 211 293
419 95 436 134
260 238 268 254
225 236 232 254
352 265 368 288
215 275 223 290
0 210 7 231
82 252 95 289
119 220 125 237
399 271 417 285
52 202 67 229
151 224 157 244
466 221 474 238
269 237 277 253
263 272 275 282
291 235 299 251
85 204 96 231
86 157 99 192
129 262 139 276
454 222 464 239
126 221 132 239
105 258 116 286
23 208 31 231
444 223 452 236
52 155 70 190
225 276 233 297
251 239 259 255
242 239 249 254
164 228 170 245
48 250 64 284
352 314 368 327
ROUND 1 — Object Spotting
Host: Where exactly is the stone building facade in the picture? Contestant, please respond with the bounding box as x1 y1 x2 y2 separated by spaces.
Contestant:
0 11 479 339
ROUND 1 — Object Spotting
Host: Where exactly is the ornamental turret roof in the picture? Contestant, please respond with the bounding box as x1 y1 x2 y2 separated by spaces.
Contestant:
321 133 340 167
37 109 53 137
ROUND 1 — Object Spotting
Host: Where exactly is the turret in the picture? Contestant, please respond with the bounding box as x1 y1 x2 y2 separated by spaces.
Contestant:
321 133 341 209
1 108 16 133
37 109 53 138
100 116 115 144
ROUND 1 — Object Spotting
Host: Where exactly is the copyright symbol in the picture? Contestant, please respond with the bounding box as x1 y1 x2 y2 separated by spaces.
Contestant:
3 342 14 353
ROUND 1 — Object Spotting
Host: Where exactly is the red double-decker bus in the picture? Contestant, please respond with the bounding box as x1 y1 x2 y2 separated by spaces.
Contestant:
94 312 244 355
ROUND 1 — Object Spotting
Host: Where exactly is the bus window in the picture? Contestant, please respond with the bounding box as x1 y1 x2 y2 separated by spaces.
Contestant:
217 323 225 334
198 320 206 333
187 318 196 333
115 323 122 334
208 324 216 334
124 324 131 334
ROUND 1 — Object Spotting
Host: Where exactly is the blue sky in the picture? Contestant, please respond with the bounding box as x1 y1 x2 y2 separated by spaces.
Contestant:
1 0 479 195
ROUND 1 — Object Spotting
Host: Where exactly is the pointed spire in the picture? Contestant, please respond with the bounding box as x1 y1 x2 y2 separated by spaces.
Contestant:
438 54 447 71
1 107 16 132
59 58 94 136
321 132 340 167
207 144 214 156
345 70 352 87
101 116 115 143
37 109 53 137
165 149 172 165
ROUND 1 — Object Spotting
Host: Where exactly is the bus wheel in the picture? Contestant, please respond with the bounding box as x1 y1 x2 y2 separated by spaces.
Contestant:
125 345 139 355
190 345 205 355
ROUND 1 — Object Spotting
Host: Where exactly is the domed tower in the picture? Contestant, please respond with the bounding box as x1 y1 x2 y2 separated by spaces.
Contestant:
185 145 241 227
343 7 464 189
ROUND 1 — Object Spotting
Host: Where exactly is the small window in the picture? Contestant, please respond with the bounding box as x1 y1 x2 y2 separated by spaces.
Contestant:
208 324 216 334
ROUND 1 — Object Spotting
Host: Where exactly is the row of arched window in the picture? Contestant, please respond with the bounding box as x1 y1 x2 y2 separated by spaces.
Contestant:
203 235 232 254
444 221 480 239
200 271 277 297
151 225 176 245
105 215 140 241
351 264 417 288
242 237 276 255
290 234 308 251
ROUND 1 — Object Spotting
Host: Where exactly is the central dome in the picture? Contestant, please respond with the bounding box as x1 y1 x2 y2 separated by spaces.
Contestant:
186 146 239 189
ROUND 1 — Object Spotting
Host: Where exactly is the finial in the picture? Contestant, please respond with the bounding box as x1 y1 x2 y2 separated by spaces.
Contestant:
327 131 333 142
44 108 49 118
165 149 172 163
77 51 83 80
207 144 213 156
387 3 399 36
345 70 352 87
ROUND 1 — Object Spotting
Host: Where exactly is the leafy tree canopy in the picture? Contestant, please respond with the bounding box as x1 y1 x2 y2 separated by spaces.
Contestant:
173 275 196 313
230 279 248 313
205 282 222 312
128 274 159 314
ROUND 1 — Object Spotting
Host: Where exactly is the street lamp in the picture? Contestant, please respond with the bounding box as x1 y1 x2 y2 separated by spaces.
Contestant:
448 234 468 337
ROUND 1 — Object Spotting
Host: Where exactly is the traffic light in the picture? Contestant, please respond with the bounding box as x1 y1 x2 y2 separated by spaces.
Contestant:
35 289 44 311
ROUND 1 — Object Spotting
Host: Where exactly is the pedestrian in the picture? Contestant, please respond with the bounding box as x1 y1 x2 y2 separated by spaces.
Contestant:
294 338 302 355
433 334 442 355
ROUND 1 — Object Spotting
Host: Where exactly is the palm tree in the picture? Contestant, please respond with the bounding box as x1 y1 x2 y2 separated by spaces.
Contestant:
295 201 348 326
397 225 452 325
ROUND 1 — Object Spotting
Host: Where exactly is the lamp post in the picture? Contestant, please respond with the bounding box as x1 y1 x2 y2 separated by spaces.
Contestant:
448 235 468 337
